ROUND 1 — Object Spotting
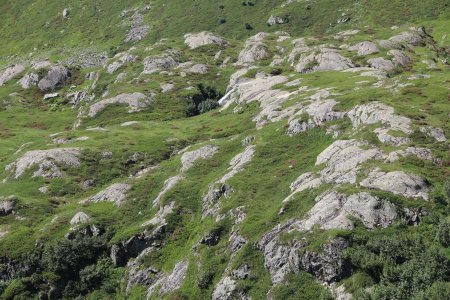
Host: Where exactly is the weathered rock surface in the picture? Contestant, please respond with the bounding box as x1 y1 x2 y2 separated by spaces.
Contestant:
147 260 189 297
87 92 151 117
294 190 397 230
106 52 137 73
420 126 446 142
38 66 70 92
388 31 424 47
212 276 250 300
18 73 39 89
0 65 25 86
316 139 382 184
142 202 175 227
349 41 379 55
385 147 433 163
367 57 395 71
267 15 288 26
236 43 270 65
142 54 179 74
6 148 80 179
181 145 218 172
186 63 209 74
184 32 227 49
125 11 149 42
70 212 91 227
152 175 183 207
295 49 354 73
360 169 429 200
84 183 132 206
0 198 16 216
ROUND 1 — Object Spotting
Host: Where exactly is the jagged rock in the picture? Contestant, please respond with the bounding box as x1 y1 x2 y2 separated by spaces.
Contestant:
18 73 39 89
212 276 250 300
67 90 91 107
147 260 189 297
38 66 70 92
0 197 16 216
347 102 412 134
84 183 132 206
229 229 247 253
66 224 102 240
295 49 354 73
201 231 221 246
70 212 91 227
236 43 270 65
186 63 209 74
315 140 382 184
349 41 379 55
202 184 234 218
142 54 179 74
127 262 159 293
299 238 350 284
367 57 395 71
294 190 397 230
267 15 288 26
6 148 80 179
420 126 446 142
402 207 428 226
232 265 250 280
181 145 219 172
153 175 183 207
184 32 227 49
106 52 137 73
360 169 429 200
87 92 151 117
125 11 149 42
0 64 25 86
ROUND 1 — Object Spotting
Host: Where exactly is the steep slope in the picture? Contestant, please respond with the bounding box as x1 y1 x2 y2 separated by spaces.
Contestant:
0 1 449 299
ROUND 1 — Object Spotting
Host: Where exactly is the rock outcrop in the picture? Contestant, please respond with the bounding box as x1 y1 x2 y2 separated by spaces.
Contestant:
349 41 379 55
360 169 429 200
6 148 80 179
295 49 354 73
84 183 132 206
0 197 16 216
18 73 39 89
87 93 151 117
142 54 179 74
0 65 25 86
180 145 218 172
37 66 70 92
184 32 227 49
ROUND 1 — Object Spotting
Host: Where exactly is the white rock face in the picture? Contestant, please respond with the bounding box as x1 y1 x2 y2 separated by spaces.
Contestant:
147 260 189 297
295 49 354 73
360 169 429 200
347 102 412 134
184 32 227 49
219 146 256 184
316 140 382 184
180 145 219 172
87 93 151 117
0 65 25 86
420 126 446 142
152 175 183 207
6 148 80 179
236 42 270 65
349 41 379 55
18 73 39 89
85 183 132 206
70 212 91 227
283 172 322 202
212 276 238 300
295 190 397 230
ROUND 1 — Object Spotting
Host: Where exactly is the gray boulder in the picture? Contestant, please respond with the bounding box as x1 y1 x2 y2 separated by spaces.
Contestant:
38 66 70 92
0 64 25 86
18 73 39 89
295 49 354 73
236 43 270 65
420 126 446 142
142 54 179 74
184 32 227 49
267 15 288 26
0 197 16 216
87 92 151 117
367 57 395 71
84 183 132 206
